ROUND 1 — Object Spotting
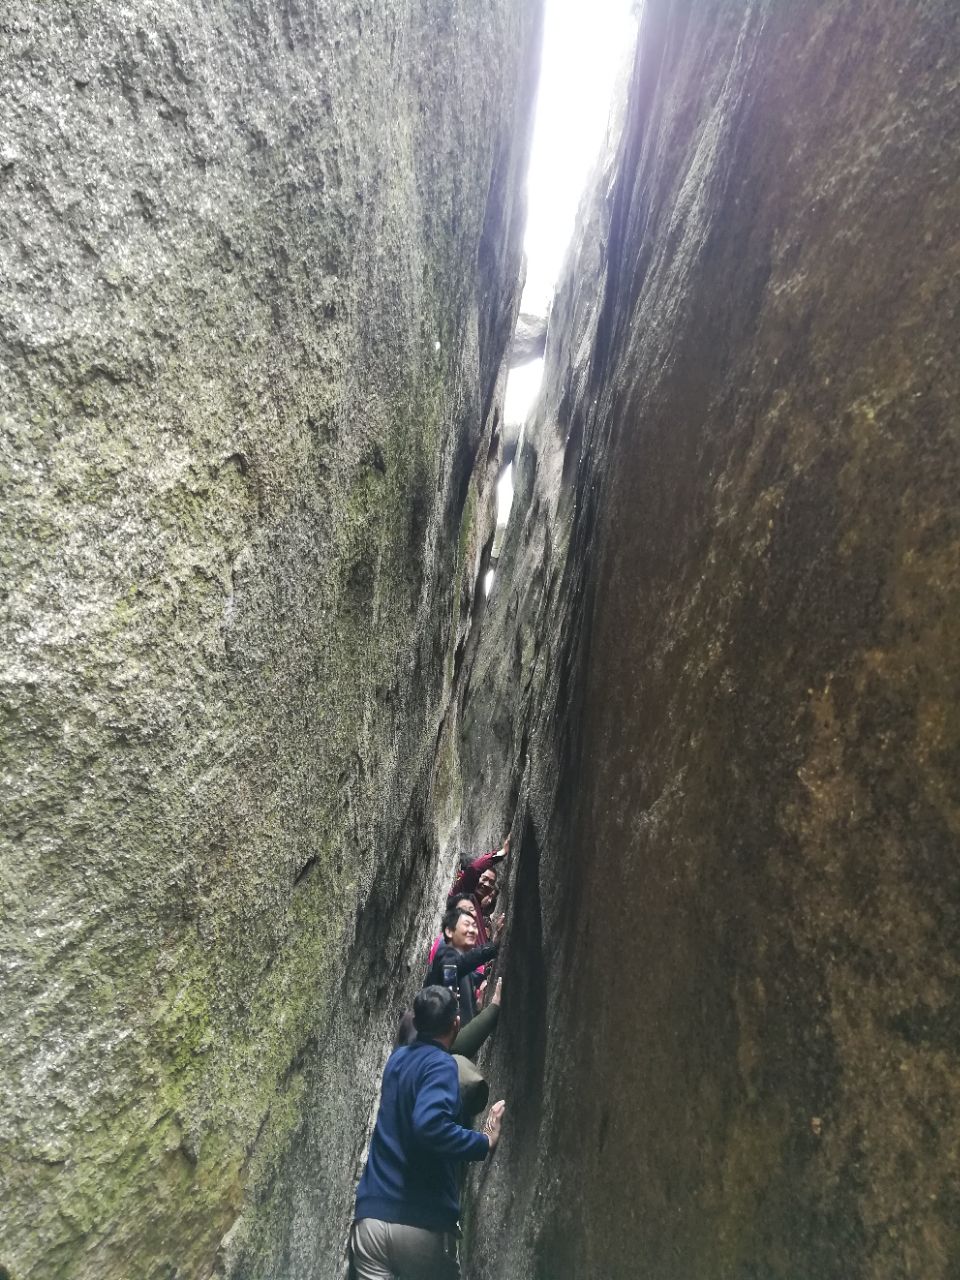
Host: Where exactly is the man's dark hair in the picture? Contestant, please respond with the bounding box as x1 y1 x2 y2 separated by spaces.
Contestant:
445 892 474 914
413 985 458 1036
395 1008 417 1048
442 906 472 939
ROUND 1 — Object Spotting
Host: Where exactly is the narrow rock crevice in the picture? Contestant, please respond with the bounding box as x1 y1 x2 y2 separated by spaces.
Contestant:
3 2 959 1278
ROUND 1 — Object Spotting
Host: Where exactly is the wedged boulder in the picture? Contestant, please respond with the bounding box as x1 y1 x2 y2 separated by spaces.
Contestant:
509 311 548 367
0 3 540 1277
457 3 960 1277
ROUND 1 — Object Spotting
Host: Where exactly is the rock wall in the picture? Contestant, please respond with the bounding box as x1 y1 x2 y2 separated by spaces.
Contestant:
0 3 540 1277
457 2 960 1277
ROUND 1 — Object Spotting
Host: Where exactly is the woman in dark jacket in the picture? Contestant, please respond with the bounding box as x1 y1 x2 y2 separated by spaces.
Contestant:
425 906 499 1026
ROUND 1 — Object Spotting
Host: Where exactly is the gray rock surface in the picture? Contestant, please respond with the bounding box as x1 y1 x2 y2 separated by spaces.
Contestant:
456 2 960 1277
0 3 540 1277
508 311 547 367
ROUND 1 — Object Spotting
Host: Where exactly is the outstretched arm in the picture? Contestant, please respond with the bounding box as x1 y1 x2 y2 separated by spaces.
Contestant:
437 941 498 978
411 1060 491 1161
452 1000 500 1058
451 836 510 895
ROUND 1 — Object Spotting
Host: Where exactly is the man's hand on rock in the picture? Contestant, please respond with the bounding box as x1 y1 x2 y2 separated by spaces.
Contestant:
483 1100 506 1151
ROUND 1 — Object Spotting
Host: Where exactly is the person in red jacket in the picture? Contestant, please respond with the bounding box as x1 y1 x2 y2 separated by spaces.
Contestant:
449 835 510 945
451 834 510 899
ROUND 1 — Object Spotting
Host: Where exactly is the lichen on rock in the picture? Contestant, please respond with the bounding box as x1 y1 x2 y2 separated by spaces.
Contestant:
0 2 540 1277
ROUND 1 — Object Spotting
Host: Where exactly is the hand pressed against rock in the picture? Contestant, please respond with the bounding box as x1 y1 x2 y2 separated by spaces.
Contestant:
483 1100 506 1150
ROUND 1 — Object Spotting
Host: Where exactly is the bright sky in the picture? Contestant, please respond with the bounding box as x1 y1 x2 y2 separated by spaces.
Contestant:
493 0 637 547
521 0 639 317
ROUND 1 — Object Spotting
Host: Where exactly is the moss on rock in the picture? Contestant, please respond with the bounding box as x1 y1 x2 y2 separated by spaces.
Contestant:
0 1 541 1276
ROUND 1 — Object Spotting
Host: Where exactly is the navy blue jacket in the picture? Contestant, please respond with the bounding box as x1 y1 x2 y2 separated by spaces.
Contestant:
354 1036 489 1231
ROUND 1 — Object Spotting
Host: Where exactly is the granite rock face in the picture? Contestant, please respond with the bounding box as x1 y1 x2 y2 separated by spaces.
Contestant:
458 2 960 1277
0 3 539 1277
508 312 547 368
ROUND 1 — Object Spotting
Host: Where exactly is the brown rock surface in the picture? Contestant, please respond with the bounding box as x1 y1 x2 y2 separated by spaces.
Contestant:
457 2 960 1277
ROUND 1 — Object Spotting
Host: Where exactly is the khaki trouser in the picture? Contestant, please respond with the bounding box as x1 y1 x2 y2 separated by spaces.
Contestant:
351 1218 461 1280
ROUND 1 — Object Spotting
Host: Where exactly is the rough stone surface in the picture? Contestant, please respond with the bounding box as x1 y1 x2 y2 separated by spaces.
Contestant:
508 311 547 367
457 2 960 1277
0 3 540 1277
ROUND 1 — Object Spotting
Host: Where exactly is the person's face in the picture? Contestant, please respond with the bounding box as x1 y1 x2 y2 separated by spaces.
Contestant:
478 870 496 896
448 910 479 950
455 898 476 919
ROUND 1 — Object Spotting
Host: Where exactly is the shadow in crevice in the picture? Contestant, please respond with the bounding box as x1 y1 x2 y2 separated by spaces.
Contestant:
464 808 549 1278
501 809 548 1150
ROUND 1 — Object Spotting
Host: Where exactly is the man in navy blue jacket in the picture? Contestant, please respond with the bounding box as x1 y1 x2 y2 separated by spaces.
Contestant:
351 985 505 1279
